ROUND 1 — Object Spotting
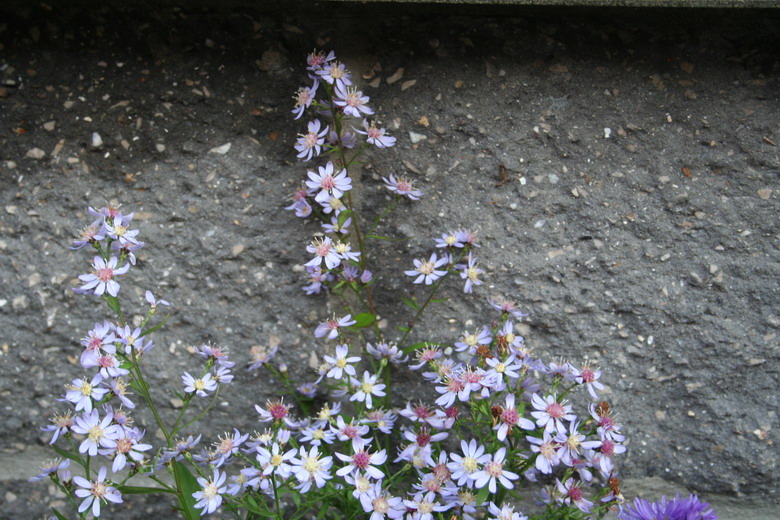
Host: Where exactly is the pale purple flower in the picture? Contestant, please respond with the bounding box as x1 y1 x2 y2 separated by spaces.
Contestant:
316 60 352 90
406 253 448 285
247 345 278 371
196 344 235 368
334 241 361 263
213 366 234 385
571 364 605 399
527 431 560 474
193 468 227 515
105 213 139 247
472 447 518 493
306 161 352 204
334 84 373 117
76 256 130 297
145 290 169 308
300 424 335 446
361 408 397 435
360 482 406 520
71 410 122 457
360 269 373 284
487 502 528 520
73 466 122 517
324 344 360 379
291 445 333 492
314 314 356 340
447 439 491 487
335 439 387 479
65 373 108 413
403 491 451 520
454 326 492 353
80 321 116 365
556 478 594 513
182 372 218 397
295 119 328 161
297 381 318 398
458 252 483 293
332 415 370 443
382 173 422 200
257 442 297 479
322 215 351 235
366 342 409 364
29 458 70 482
350 371 386 409
488 297 528 318
292 81 318 120
531 393 576 434
329 128 358 149
71 218 105 249
82 352 128 379
306 50 336 71
255 399 293 425
100 427 153 473
484 355 522 390
554 421 602 466
213 429 249 466
435 231 464 249
494 394 535 441
107 379 135 409
306 236 342 270
42 410 74 444
356 119 396 148
434 375 467 408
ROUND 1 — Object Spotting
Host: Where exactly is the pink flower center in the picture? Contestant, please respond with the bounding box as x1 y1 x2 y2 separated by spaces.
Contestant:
418 260 434 275
463 371 482 384
600 416 614 430
424 478 442 492
416 431 431 447
116 438 133 454
316 242 332 258
547 402 565 419
601 439 615 456
501 408 519 425
88 337 103 350
433 463 451 482
540 442 556 459
304 132 319 147
445 406 459 419
580 368 595 382
96 267 114 282
367 126 382 139
268 403 288 420
352 451 370 469
414 405 431 419
342 425 358 438
396 179 411 192
320 175 336 191
98 356 114 368
567 485 583 501
485 461 503 477
448 379 465 392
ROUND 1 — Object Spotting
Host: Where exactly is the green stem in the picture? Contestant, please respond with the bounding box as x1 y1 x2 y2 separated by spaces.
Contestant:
174 385 221 435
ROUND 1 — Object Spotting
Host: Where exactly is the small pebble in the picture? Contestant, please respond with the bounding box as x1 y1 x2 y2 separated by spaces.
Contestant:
209 143 231 154
43 121 55 131
409 132 427 144
757 188 772 199
548 174 559 184
91 132 103 148
25 147 46 159
156 143 166 152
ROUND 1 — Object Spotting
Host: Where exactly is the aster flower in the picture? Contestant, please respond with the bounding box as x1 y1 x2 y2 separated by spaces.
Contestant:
73 466 122 517
42 410 74 444
76 256 130 297
331 415 370 443
196 344 235 368
435 231 464 249
494 394 535 442
300 425 335 446
366 341 409 364
361 408 397 435
527 431 561 474
257 442 297 479
324 344 360 379
306 236 342 270
334 84 374 117
360 482 406 520
100 427 153 473
618 493 718 520
472 447 518 493
306 49 336 71
145 290 170 309
247 345 278 371
556 478 594 513
408 344 443 371
291 445 333 492
297 381 318 398
71 218 106 250
255 399 294 426
71 409 122 456
80 321 116 364
356 119 397 148
193 468 227 515
458 252 484 293
447 439 491 487
531 393 576 435
334 241 361 263
314 314 356 340
316 60 352 90
306 162 352 204
182 372 217 398
403 491 451 520
350 371 386 409
487 502 528 520
107 379 136 409
29 458 70 482
484 354 522 391
292 81 318 120
294 119 328 161
488 297 528 318
64 373 108 413
571 364 605 399
381 174 422 200
105 213 140 247
159 434 202 465
406 253 448 285
83 351 128 379
335 439 387 479
454 326 492 353
322 215 351 235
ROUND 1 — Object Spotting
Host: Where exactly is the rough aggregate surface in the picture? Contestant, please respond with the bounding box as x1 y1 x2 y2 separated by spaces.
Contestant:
0 3 778 518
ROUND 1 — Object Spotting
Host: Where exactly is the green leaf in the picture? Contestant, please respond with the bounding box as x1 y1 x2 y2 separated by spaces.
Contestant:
337 209 353 228
50 508 69 520
52 445 83 465
139 312 170 338
396 325 410 333
104 295 122 317
118 485 174 495
349 312 376 329
476 484 491 505
401 341 427 355
430 297 449 304
365 234 405 241
173 461 200 520
401 296 418 311
128 377 144 394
